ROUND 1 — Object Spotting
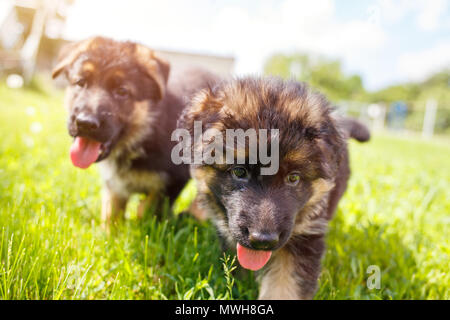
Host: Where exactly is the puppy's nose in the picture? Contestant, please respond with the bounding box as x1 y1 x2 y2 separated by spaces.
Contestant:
76 112 100 132
249 231 279 250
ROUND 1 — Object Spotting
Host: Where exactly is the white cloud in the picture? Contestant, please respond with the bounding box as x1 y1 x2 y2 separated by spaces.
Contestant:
63 0 386 74
61 0 448 90
416 0 448 31
207 0 387 75
374 0 448 31
374 0 417 24
397 41 450 82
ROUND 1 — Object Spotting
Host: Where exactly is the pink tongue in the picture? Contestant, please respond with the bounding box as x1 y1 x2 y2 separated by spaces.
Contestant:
70 137 101 169
236 243 272 271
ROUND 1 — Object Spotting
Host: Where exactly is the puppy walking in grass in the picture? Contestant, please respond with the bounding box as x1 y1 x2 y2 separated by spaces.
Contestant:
53 36 217 228
177 77 370 299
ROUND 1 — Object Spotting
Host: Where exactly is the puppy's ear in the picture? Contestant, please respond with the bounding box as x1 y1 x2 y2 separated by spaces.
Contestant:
314 115 347 179
52 38 94 79
134 44 170 100
177 87 224 133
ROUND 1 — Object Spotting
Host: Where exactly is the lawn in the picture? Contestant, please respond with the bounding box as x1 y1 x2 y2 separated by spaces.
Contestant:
0 81 449 300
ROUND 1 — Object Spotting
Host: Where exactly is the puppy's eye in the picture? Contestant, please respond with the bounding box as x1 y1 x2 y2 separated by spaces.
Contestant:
231 166 249 181
75 78 86 87
286 172 301 186
114 86 130 98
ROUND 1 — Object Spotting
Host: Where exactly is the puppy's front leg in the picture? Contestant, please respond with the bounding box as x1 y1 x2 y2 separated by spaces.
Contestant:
137 190 167 220
258 235 325 300
101 188 128 230
187 197 209 221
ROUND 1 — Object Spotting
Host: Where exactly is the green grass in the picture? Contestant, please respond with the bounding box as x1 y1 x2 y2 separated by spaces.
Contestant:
0 82 449 300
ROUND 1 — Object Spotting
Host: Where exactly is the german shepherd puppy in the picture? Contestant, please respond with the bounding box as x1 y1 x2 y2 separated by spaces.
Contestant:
52 36 216 227
177 77 370 299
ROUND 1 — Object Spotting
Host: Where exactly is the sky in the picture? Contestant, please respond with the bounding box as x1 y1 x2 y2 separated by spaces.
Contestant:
13 0 450 91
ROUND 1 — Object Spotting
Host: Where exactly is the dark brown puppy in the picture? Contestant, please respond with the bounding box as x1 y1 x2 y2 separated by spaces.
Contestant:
53 36 216 227
178 77 370 299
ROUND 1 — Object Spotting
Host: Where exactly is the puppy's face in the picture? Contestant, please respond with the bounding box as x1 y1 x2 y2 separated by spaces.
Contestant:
180 78 344 262
194 164 314 251
53 37 170 168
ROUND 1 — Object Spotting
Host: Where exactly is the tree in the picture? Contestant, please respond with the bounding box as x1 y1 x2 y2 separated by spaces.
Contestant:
264 53 366 102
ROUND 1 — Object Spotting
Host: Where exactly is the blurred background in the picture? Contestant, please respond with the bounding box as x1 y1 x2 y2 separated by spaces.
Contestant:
0 0 449 136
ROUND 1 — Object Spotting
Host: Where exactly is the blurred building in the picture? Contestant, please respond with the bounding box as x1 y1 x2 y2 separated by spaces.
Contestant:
0 0 234 83
158 49 234 77
0 0 73 82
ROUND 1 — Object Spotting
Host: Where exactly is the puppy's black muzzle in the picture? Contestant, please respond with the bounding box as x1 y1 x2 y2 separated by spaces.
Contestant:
70 111 111 143
75 112 100 134
249 231 280 250
69 110 121 163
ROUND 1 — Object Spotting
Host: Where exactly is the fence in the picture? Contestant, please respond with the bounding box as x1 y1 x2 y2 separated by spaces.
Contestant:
337 99 449 137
